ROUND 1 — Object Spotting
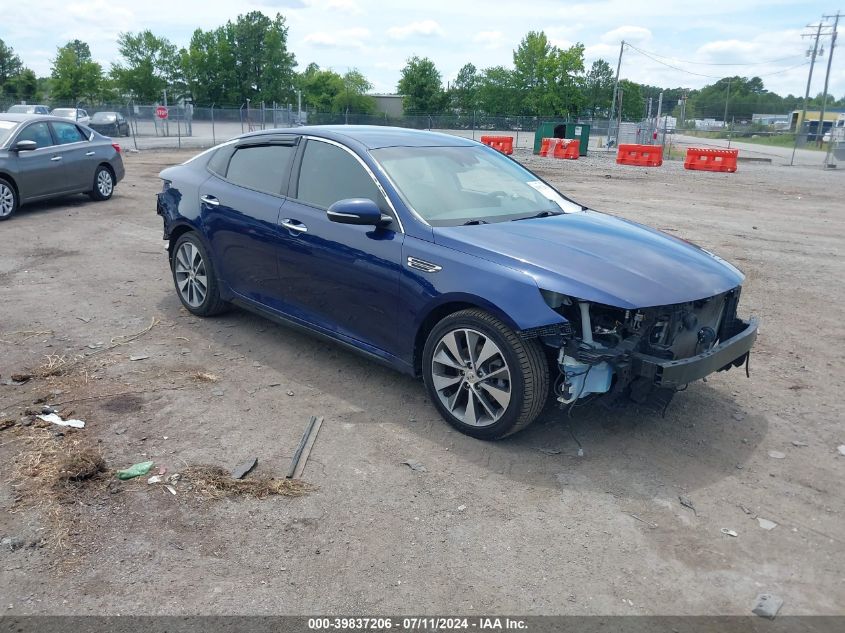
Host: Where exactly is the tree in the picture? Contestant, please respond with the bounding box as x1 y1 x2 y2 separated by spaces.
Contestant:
510 31 585 116
397 56 445 114
112 31 180 102
584 60 614 118
450 63 479 113
0 38 23 98
51 40 104 103
333 69 375 114
230 11 296 104
299 64 344 112
476 66 519 114
181 12 296 105
182 27 238 104
512 31 552 113
9 68 39 102
618 79 644 120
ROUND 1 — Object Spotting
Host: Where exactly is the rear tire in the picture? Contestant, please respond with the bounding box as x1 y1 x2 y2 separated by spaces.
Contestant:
89 165 114 201
0 178 17 221
422 309 549 440
171 233 228 317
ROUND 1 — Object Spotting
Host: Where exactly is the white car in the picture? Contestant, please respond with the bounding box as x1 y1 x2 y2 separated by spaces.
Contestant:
50 108 90 126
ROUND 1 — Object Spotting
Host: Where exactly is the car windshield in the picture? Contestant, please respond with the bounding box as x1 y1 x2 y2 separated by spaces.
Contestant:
52 109 75 117
0 120 17 145
91 112 117 122
371 145 583 226
7 105 34 114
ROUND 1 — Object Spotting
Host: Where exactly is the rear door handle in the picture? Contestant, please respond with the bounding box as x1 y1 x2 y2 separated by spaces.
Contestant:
50 156 62 162
280 219 307 233
85 151 95 156
200 195 220 207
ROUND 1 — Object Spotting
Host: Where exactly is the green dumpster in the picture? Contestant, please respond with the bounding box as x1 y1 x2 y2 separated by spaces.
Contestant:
533 122 590 156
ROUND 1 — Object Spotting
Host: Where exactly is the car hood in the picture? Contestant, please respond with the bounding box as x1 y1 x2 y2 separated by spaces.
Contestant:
433 211 744 309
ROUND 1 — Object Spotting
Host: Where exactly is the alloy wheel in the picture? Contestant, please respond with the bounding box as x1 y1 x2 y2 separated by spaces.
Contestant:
97 169 113 197
174 242 208 308
430 328 512 427
0 184 14 217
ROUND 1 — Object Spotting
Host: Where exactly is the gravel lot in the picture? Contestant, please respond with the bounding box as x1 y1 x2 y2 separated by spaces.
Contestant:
1 147 843 616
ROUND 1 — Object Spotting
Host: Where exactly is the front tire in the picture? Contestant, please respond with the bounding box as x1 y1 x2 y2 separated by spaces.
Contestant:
89 165 114 201
0 178 17 221
171 233 227 317
422 309 549 440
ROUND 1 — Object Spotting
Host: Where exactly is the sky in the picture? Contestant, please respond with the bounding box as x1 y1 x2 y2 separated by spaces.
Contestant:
2 0 843 100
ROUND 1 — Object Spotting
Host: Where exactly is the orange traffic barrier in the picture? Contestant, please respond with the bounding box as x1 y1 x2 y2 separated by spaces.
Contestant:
480 135 514 155
539 137 554 156
616 144 663 167
552 139 579 160
684 147 738 173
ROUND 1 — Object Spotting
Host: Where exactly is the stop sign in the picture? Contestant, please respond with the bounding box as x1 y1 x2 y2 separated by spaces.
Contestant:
155 106 168 120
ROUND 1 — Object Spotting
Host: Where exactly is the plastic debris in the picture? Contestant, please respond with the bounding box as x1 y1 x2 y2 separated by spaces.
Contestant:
457 504 467 512
791 440 808 447
768 450 786 459
37 413 84 429
721 528 738 537
679 495 697 516
757 517 778 531
129 354 149 361
231 457 258 480
164 485 177 495
402 460 427 472
116 461 155 480
147 475 163 484
752 593 783 619
837 445 845 457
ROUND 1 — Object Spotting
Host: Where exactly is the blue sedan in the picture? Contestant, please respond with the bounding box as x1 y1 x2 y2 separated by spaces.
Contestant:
157 126 757 439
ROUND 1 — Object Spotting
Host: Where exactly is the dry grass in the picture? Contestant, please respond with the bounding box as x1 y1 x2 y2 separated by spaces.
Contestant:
8 426 109 550
182 465 313 499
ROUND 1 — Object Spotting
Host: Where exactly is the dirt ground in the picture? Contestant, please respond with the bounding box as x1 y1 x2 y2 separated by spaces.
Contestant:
1 147 843 616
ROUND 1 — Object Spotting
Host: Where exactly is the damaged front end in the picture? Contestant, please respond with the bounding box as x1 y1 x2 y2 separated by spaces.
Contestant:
536 287 758 410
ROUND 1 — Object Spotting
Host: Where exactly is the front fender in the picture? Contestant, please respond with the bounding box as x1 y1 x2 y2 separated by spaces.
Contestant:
399 236 567 365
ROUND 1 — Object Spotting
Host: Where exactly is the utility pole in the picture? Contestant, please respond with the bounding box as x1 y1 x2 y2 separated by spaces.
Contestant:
791 22 825 166
723 78 731 127
818 12 840 150
655 91 663 145
607 40 625 149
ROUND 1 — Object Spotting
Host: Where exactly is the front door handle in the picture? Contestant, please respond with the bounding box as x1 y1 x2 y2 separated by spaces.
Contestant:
200 195 220 207
85 151 95 156
280 219 308 233
50 156 62 162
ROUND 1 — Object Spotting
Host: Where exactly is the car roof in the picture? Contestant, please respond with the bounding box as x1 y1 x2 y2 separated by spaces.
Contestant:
0 113 81 123
239 125 478 150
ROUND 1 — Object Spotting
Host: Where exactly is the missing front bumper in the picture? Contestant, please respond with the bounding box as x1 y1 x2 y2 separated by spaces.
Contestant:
631 317 759 389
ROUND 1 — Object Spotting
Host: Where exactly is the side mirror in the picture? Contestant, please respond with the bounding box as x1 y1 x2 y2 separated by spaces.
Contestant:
327 198 391 227
13 140 37 152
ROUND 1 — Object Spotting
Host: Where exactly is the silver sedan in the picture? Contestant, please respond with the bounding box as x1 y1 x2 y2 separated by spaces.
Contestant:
0 113 125 221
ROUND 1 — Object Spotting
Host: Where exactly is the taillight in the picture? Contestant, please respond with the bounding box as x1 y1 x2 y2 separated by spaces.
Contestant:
112 143 121 153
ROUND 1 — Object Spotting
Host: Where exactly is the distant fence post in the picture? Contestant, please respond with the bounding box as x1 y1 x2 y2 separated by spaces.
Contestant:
177 108 181 149
128 100 138 151
211 104 216 145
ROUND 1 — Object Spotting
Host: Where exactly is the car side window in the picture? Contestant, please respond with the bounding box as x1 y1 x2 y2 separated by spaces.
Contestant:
224 144 296 196
16 122 53 148
52 121 86 145
296 140 385 210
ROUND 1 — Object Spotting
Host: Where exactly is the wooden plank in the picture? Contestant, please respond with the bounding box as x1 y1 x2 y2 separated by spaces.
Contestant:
287 415 316 479
293 416 323 480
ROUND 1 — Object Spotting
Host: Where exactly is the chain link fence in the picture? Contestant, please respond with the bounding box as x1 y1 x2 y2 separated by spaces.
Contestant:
3 98 839 162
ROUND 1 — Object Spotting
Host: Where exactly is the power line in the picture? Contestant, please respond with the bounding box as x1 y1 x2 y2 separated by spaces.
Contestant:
622 45 805 66
625 43 810 80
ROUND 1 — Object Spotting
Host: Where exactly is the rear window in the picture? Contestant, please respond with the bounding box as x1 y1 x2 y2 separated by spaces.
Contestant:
7 105 33 114
224 144 296 195
52 121 86 144
0 120 17 146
